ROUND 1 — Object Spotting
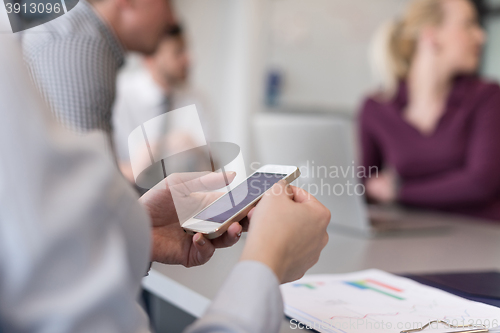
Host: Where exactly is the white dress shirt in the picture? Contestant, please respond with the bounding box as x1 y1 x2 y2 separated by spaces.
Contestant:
0 15 283 333
112 63 213 165
22 0 125 137
1 16 151 333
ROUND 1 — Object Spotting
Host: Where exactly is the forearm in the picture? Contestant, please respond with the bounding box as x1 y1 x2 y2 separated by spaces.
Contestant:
359 107 383 182
185 261 284 333
0 30 152 332
399 169 500 208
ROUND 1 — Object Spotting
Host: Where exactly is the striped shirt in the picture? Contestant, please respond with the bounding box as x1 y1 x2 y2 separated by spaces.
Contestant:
22 0 125 144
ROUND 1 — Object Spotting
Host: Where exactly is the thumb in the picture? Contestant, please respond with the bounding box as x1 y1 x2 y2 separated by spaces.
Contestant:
269 180 294 200
191 233 215 266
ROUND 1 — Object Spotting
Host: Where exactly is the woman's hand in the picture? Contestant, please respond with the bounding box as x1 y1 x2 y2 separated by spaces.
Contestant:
365 170 398 204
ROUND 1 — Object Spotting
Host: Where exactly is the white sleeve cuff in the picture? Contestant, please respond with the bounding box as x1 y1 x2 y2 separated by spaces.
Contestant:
185 261 284 333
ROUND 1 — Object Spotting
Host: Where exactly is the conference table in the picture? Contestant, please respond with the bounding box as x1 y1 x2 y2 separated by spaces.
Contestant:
142 208 500 332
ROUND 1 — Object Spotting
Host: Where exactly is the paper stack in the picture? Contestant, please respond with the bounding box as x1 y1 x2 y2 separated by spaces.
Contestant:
281 269 500 333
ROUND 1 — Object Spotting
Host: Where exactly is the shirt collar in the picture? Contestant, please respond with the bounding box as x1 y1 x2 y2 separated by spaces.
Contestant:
80 0 126 67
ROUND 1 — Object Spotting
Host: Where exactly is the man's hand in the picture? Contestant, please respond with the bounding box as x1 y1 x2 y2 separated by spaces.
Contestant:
240 181 330 284
140 172 244 267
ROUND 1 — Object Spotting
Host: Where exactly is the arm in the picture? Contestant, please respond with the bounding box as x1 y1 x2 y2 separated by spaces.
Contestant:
185 262 283 333
0 30 151 333
358 99 384 181
399 89 500 209
25 37 116 134
358 99 399 203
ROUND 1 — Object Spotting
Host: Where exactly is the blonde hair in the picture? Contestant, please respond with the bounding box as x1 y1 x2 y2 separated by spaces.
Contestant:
370 0 445 98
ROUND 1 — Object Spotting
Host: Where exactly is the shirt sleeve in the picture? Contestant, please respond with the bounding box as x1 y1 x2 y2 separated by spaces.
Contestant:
0 26 151 333
399 88 500 209
24 36 117 135
185 261 284 333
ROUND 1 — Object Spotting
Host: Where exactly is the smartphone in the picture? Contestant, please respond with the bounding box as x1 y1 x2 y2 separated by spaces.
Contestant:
182 165 300 239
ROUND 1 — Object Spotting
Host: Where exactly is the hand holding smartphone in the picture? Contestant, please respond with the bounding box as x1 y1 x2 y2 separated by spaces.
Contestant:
182 165 300 239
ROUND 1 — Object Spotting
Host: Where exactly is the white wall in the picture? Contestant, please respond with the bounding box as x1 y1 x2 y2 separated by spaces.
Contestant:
265 0 408 112
173 0 267 168
172 0 410 164
482 1 500 83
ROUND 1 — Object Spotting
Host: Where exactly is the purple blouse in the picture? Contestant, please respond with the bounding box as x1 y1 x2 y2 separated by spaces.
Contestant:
359 76 500 221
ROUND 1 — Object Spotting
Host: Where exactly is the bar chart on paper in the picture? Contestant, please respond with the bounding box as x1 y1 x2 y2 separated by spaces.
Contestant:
281 269 500 333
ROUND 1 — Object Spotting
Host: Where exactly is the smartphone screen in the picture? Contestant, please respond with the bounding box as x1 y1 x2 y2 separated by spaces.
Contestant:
194 172 285 223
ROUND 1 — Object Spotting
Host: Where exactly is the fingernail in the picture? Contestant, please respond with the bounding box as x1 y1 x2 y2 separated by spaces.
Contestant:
195 234 206 246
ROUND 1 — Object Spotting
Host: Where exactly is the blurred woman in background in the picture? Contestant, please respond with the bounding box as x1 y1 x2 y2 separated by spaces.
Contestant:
359 0 500 221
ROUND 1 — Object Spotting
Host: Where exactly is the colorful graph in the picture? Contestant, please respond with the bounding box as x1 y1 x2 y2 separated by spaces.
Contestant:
293 281 325 290
344 279 405 300
330 312 400 320
282 270 500 333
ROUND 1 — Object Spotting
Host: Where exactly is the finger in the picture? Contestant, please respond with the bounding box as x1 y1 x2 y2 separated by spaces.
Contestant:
290 186 330 218
199 171 237 191
212 222 242 248
163 172 211 198
238 216 250 232
192 233 216 265
322 232 330 248
290 185 314 204
180 171 237 195
268 180 294 200
168 171 236 197
246 207 256 220
284 182 294 199
166 172 212 186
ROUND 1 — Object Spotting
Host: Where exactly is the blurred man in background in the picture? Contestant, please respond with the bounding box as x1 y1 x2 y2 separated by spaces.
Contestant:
113 24 213 183
22 0 176 154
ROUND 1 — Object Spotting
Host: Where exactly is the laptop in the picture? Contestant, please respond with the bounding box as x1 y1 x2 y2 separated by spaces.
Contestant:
253 112 452 237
